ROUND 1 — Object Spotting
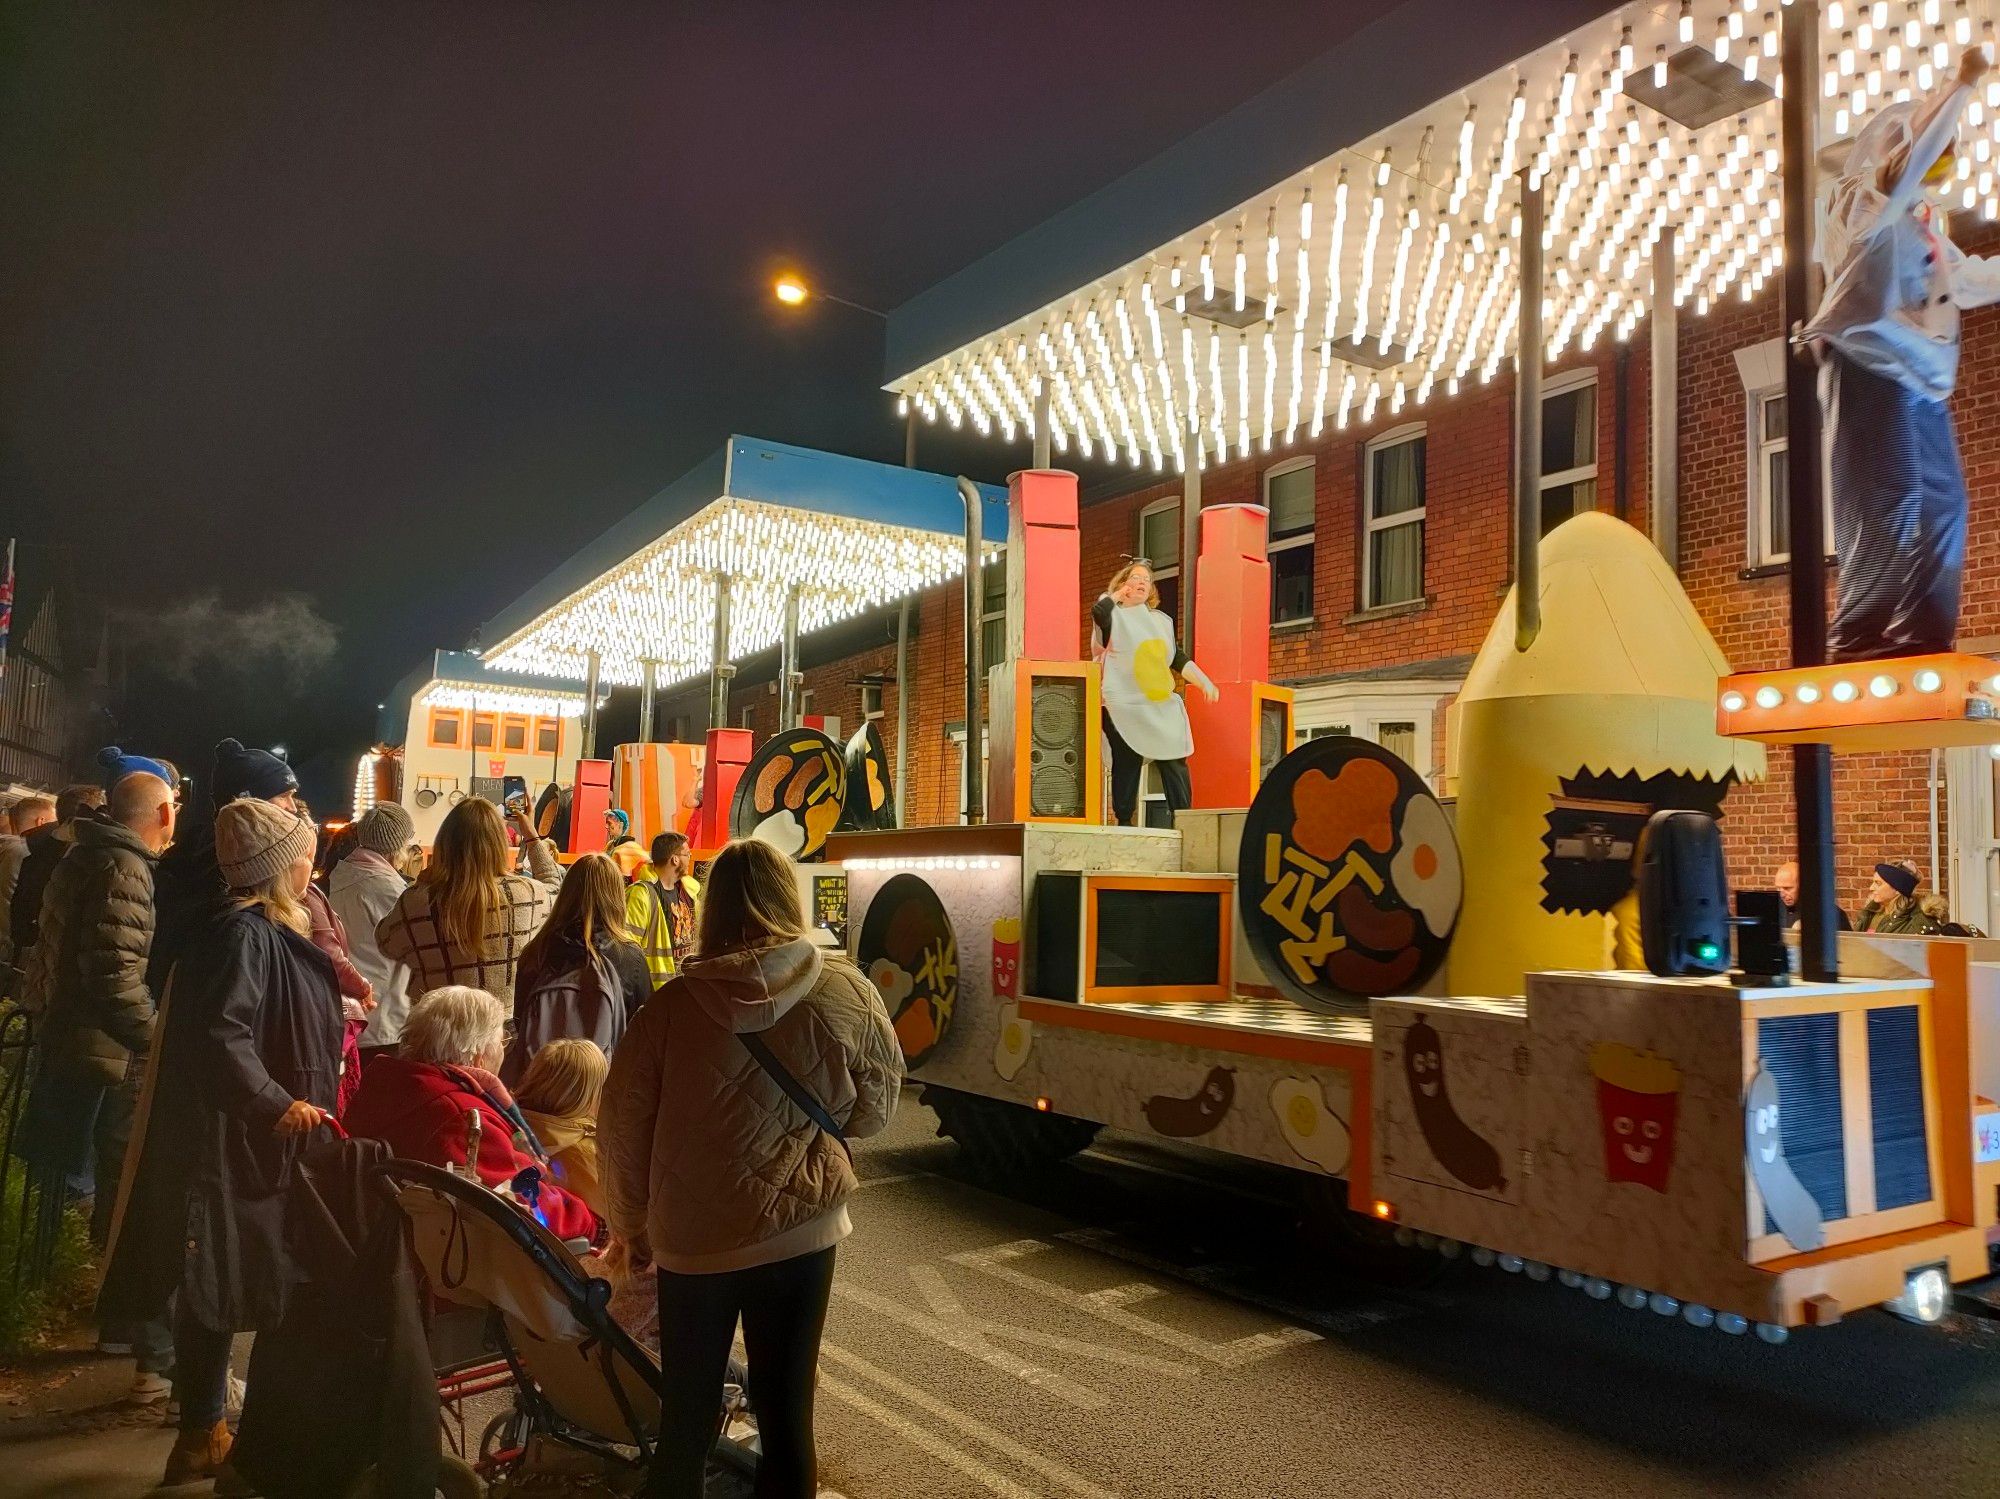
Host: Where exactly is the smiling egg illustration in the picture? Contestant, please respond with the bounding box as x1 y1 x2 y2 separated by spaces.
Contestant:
994 1001 1032 1081
1269 1077 1351 1174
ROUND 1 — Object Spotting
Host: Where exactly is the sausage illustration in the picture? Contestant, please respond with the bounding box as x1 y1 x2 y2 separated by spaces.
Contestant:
1336 880 1416 952
755 752 795 807
1746 1066 1824 1251
1326 945 1422 994
1403 1017 1506 1191
1143 1066 1236 1138
784 754 826 805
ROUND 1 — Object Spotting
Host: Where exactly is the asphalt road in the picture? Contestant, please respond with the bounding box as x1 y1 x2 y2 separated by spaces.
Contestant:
818 1096 2000 1499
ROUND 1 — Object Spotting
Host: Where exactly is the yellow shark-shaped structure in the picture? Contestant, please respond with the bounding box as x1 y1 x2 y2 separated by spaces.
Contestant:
1444 512 1766 996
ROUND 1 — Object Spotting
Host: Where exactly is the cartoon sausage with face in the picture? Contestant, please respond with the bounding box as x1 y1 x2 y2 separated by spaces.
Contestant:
1746 1065 1824 1251
1404 1017 1507 1191
1143 1066 1237 1138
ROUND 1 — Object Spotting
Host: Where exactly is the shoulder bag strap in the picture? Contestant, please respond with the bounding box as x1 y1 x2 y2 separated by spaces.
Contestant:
738 1030 851 1160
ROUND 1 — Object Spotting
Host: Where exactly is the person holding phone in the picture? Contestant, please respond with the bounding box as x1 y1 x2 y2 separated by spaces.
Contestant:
99 799 343 1488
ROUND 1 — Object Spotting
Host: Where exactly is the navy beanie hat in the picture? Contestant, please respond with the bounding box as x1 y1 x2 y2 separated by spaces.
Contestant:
1874 862 1919 900
211 738 298 809
97 746 180 793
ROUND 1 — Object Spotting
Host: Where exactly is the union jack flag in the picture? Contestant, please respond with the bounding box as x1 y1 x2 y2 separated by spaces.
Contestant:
0 538 13 683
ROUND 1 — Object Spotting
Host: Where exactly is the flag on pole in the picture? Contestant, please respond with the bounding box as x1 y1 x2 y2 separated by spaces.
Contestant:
0 538 14 683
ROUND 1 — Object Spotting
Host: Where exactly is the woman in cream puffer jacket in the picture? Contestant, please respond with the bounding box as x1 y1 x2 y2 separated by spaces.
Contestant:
601 838 900 1499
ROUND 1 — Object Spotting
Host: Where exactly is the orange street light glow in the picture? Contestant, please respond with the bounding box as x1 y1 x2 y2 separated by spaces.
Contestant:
774 275 809 306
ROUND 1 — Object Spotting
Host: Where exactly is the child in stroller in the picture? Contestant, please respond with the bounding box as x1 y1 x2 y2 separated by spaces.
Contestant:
384 1158 755 1491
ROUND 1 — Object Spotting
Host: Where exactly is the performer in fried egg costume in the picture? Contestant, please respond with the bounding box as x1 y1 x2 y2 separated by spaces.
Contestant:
1091 559 1218 826
1804 45 2000 660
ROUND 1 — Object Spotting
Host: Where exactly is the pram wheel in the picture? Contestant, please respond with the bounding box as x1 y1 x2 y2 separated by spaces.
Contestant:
478 1407 531 1475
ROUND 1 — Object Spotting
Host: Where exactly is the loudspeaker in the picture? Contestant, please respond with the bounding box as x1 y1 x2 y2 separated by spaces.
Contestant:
1637 809 1730 977
988 659 1102 824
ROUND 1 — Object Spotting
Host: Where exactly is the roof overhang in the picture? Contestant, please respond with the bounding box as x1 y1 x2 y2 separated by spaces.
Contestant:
884 0 1993 474
478 437 1007 688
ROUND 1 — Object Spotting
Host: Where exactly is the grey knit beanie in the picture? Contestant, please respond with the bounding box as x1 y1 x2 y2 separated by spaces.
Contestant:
356 801 415 856
215 799 316 891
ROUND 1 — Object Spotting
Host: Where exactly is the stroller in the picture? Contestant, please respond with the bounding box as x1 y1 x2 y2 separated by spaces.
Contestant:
383 1159 756 1491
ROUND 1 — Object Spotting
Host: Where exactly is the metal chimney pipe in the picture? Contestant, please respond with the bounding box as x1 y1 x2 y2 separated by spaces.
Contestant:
1514 169 1544 653
955 477 985 825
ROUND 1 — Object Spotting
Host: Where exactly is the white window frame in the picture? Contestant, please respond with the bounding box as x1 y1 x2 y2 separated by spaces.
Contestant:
1538 367 1598 531
1263 455 1316 627
1290 680 1456 789
1362 422 1427 609
1734 336 1833 567
979 556 1006 668
861 681 885 721
1136 497 1183 593
739 704 756 730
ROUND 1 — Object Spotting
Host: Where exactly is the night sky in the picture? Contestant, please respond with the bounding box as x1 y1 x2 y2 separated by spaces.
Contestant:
3 1 1380 807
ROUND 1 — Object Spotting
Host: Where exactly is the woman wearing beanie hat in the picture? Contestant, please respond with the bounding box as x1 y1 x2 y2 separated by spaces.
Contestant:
96 746 181 794
210 738 299 810
1857 859 1936 934
100 798 342 1487
332 805 417 1064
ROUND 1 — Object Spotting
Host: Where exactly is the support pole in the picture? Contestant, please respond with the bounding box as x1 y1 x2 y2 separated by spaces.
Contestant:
905 407 918 469
1180 441 1202 649
1649 234 1680 569
955 478 985 825
1514 169 1544 652
707 574 734 732
1033 381 1052 470
637 659 657 743
894 594 911 826
1782 0 1839 982
581 651 601 759
779 586 802 730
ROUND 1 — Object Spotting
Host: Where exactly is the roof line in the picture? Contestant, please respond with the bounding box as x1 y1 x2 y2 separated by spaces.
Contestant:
883 0 1613 381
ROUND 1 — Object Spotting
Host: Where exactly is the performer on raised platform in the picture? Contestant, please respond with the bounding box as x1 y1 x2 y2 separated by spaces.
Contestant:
1091 559 1217 826
1805 45 2000 661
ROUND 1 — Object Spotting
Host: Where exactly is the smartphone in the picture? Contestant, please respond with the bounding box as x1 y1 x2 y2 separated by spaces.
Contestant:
502 774 530 814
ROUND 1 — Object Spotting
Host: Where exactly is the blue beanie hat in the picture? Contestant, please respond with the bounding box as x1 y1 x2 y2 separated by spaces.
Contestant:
97 746 180 792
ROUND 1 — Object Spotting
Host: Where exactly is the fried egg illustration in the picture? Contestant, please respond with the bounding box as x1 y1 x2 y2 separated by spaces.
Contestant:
1269 1076 1351 1175
867 958 914 1010
994 1001 1032 1081
1389 793 1462 938
750 807 807 858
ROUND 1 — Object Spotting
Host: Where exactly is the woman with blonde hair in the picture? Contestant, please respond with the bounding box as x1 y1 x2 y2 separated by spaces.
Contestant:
505 852 647 1082
376 796 559 1008
515 1037 609 1214
1090 557 1218 828
100 799 343 1487
602 838 902 1498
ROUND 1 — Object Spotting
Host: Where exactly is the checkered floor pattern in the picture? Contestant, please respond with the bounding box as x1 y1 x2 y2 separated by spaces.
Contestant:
1093 998 1376 1044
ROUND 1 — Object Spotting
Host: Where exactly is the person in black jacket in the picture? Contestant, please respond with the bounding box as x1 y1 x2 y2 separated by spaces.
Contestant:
100 797 341 1488
9 782 105 968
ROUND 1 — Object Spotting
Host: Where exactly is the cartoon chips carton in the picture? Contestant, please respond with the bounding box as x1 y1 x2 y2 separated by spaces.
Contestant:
1589 1042 1682 1194
991 916 1022 999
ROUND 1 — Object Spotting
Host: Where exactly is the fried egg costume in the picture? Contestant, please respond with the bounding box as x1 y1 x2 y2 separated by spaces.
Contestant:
1092 595 1216 824
1803 77 2000 659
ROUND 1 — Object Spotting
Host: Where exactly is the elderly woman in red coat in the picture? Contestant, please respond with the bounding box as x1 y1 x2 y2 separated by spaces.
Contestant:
342 984 600 1244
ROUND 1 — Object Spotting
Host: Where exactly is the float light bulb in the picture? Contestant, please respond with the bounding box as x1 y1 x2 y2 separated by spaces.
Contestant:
1831 680 1859 703
1754 685 1783 709
1720 690 1746 711
774 275 809 306
1796 682 1822 704
1869 674 1899 698
1914 668 1944 693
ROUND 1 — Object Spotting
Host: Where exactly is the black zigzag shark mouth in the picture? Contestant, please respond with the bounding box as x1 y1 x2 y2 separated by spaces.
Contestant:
1540 768 1735 917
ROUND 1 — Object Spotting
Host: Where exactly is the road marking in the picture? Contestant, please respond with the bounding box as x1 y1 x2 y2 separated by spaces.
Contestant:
820 1369 1045 1499
952 1239 1321 1369
823 1341 1120 1499
910 1265 1197 1378
1058 1225 1442 1331
831 1279 1111 1409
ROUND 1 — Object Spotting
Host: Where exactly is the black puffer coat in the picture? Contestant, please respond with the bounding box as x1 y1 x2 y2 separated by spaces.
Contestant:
100 902 343 1332
23 813 158 1086
8 821 69 961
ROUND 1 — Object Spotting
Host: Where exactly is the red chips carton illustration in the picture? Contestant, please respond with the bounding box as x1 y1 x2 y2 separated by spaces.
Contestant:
1590 1042 1682 1193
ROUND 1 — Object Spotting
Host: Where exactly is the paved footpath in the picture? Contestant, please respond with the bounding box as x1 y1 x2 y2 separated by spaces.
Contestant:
5 1095 1999 1496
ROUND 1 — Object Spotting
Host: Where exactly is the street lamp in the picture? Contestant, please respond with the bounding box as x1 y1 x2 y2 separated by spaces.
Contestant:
770 273 885 320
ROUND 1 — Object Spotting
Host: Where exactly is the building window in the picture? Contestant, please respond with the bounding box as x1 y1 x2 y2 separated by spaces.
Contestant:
979 558 1006 668
428 708 463 748
1539 370 1598 535
501 716 528 752
1136 497 1182 621
1264 458 1315 626
1363 425 1426 608
1293 685 1451 787
1748 390 1834 565
739 704 756 730
470 714 496 750
535 718 560 754
861 682 885 721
